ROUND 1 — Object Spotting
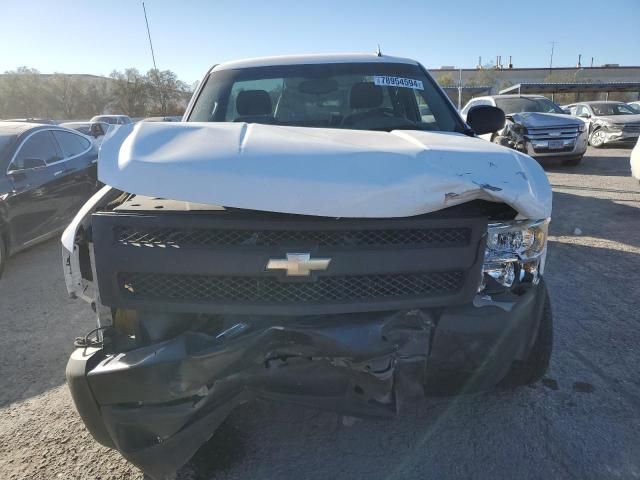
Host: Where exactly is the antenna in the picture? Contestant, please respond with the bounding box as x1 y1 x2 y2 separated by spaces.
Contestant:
142 1 158 71
376 44 382 57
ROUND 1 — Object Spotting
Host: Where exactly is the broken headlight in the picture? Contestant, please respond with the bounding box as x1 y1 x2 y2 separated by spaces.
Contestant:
479 219 549 293
510 123 527 135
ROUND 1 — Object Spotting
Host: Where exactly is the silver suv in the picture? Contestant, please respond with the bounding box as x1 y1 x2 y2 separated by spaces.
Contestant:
462 94 588 165
565 101 640 147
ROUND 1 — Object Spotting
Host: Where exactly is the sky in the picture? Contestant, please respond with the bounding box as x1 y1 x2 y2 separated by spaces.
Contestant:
2 0 640 84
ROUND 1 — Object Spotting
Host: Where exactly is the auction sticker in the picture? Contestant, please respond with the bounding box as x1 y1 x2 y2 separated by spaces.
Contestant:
374 76 424 90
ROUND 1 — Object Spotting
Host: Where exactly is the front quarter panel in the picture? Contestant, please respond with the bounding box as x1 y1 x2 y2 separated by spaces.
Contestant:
62 185 116 301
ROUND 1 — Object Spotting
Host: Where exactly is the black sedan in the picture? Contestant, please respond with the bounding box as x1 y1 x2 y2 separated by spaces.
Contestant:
0 122 99 276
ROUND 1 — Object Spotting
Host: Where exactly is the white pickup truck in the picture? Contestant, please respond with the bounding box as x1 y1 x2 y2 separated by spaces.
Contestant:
63 53 553 479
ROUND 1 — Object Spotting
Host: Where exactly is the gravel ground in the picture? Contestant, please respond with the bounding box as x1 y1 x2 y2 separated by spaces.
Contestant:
1 146 639 480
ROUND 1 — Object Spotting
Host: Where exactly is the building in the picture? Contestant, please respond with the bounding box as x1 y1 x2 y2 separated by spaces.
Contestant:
429 65 640 104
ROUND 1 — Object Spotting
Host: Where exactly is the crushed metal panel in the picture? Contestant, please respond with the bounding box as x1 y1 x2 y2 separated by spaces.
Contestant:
68 309 434 479
98 122 552 220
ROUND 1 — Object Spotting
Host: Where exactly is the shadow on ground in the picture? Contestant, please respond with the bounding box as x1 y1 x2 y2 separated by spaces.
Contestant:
0 238 87 407
543 147 634 177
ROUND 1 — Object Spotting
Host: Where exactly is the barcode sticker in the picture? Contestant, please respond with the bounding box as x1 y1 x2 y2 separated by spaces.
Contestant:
374 76 424 90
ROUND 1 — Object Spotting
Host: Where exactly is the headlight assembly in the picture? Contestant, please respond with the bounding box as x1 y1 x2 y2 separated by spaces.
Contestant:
577 122 587 132
510 123 527 135
479 219 549 293
602 121 620 131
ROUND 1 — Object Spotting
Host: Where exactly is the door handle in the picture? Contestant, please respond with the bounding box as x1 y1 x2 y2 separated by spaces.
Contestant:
54 170 65 176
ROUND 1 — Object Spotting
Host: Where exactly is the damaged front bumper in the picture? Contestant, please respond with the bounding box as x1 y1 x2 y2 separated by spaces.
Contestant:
524 130 588 158
66 281 547 480
598 127 640 145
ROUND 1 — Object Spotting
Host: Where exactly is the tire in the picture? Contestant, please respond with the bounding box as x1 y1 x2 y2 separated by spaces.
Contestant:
562 155 583 166
500 290 553 387
589 129 606 148
0 234 6 279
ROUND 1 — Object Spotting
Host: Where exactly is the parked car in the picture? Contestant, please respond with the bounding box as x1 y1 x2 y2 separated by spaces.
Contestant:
141 115 182 122
631 137 640 181
564 101 640 147
0 122 99 276
461 94 588 165
89 114 132 125
64 53 553 479
59 121 111 144
1 118 57 125
560 104 573 115
627 101 640 114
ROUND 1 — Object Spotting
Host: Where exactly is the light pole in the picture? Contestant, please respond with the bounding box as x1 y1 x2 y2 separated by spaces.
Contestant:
574 68 584 101
549 41 557 73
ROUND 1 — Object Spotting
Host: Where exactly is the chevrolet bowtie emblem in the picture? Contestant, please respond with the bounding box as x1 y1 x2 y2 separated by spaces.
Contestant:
266 253 331 276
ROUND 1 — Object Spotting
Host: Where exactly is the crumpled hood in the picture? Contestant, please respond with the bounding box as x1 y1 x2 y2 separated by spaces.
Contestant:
508 112 583 128
98 122 552 219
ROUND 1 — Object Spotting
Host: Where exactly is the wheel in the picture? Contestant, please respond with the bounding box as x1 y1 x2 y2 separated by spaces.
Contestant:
589 129 606 148
562 155 583 166
0 234 6 279
500 290 553 387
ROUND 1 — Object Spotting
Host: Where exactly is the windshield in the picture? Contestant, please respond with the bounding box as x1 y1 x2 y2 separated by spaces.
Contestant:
74 126 91 135
61 124 91 135
92 116 117 124
189 63 462 132
494 97 565 115
590 103 637 116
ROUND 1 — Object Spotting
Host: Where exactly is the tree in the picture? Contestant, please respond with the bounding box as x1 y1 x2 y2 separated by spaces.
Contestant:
467 65 498 89
109 68 149 117
48 73 84 119
82 78 112 117
0 66 191 120
436 73 456 87
0 67 46 118
146 69 188 115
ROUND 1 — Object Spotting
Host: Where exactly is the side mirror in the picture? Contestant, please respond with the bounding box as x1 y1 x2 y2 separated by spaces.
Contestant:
466 105 505 136
578 113 590 119
8 157 47 173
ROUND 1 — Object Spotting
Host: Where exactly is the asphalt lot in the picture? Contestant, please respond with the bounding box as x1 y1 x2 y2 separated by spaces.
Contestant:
1 146 639 480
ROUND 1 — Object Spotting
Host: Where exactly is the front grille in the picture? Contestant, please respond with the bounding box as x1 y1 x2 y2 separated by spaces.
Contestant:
525 124 580 141
93 208 486 314
115 226 471 248
119 271 465 304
